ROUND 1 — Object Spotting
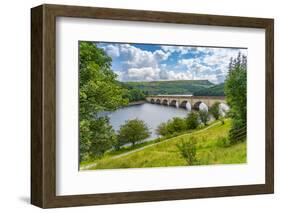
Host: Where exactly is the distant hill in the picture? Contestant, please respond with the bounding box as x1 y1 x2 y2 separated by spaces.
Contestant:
193 83 225 96
121 80 215 95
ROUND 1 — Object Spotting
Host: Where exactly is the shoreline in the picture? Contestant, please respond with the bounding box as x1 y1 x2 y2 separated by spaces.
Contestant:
127 100 147 106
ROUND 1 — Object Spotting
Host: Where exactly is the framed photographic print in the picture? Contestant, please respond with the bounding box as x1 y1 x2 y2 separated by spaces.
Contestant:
31 4 274 208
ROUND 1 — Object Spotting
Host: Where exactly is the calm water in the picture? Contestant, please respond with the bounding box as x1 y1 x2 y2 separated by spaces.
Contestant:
106 103 189 139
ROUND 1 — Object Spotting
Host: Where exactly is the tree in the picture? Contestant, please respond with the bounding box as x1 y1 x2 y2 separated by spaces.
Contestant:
186 111 199 129
199 110 209 125
156 117 187 136
80 117 117 160
225 53 247 143
118 119 150 146
79 41 129 161
166 117 187 133
177 137 198 165
209 102 220 120
156 122 169 136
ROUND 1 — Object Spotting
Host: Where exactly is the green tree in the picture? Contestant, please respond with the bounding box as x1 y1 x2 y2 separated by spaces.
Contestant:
209 102 220 120
118 119 150 146
199 110 209 125
186 111 199 130
79 41 128 161
177 137 198 165
156 122 169 136
156 117 187 136
166 117 187 133
225 53 247 143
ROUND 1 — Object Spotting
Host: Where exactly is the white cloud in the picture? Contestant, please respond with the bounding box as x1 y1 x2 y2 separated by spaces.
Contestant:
99 43 247 83
102 44 120 58
161 45 192 55
123 67 160 81
178 47 247 84
153 49 170 61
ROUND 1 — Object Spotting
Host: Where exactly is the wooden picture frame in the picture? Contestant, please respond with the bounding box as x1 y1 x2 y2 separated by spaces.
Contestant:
31 4 274 208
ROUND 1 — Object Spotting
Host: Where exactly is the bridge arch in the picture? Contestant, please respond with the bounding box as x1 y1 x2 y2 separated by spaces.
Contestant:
170 100 179 108
194 101 209 111
150 98 155 104
162 99 169 106
156 99 161 104
179 100 191 110
193 101 202 110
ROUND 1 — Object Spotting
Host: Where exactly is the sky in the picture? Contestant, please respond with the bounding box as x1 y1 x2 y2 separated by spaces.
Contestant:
96 42 247 84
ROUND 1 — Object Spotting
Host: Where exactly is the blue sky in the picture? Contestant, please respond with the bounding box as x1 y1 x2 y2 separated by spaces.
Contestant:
96 42 247 84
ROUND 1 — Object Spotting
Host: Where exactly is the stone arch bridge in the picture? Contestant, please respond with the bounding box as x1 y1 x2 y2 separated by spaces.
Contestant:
146 95 226 110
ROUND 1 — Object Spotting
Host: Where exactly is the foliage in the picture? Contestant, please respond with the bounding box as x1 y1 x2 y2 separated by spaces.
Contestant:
199 110 209 125
122 80 214 95
156 122 169 136
177 137 198 166
193 83 225 96
79 41 129 161
186 111 199 129
209 102 220 120
118 119 150 146
156 117 187 136
166 117 187 134
80 117 117 160
224 52 247 143
120 83 147 102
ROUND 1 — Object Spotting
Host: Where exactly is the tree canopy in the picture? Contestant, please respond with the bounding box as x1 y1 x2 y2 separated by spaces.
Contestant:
118 119 150 146
79 41 128 161
224 52 247 143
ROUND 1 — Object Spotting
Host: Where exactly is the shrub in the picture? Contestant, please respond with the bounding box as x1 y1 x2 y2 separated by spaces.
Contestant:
186 111 199 130
177 137 198 165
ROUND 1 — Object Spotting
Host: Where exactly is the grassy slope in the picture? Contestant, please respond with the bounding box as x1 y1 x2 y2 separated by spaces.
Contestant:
122 80 214 95
90 120 246 170
193 83 225 96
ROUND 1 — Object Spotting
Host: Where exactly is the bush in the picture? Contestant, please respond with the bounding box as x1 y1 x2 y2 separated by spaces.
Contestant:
177 137 198 165
186 111 199 130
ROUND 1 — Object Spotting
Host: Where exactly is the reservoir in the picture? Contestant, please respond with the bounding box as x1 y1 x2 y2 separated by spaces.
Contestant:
105 103 189 139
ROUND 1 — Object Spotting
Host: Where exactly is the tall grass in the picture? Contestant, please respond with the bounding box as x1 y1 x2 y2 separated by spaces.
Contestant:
88 120 246 170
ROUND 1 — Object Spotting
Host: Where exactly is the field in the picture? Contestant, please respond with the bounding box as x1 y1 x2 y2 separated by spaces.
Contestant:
81 120 246 170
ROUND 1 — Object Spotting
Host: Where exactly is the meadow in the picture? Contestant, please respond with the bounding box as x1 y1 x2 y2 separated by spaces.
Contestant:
81 119 246 170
